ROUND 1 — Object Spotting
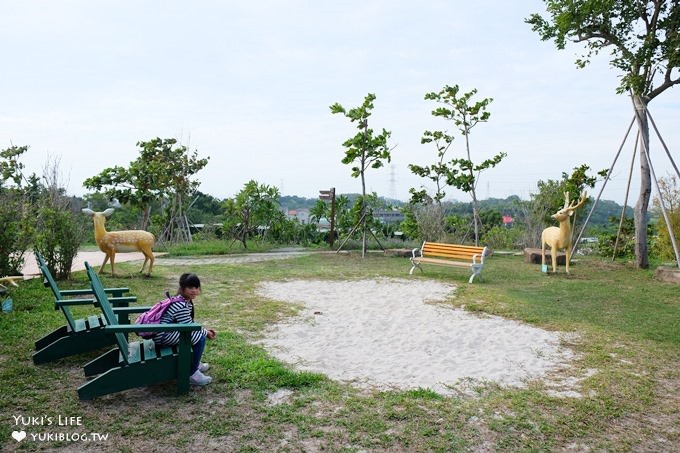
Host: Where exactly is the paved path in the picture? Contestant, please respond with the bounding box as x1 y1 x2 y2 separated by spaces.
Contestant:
155 251 312 266
21 249 313 278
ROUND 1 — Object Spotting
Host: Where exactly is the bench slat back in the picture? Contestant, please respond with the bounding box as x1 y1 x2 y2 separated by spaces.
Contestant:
421 242 485 260
35 253 79 332
85 262 131 365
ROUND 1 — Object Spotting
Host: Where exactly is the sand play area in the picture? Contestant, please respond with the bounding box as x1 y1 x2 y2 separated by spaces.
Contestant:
256 278 580 396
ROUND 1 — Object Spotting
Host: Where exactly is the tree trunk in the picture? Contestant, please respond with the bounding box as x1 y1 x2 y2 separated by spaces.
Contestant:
471 196 480 246
465 135 481 246
241 210 249 249
141 205 151 230
632 95 651 269
361 158 367 259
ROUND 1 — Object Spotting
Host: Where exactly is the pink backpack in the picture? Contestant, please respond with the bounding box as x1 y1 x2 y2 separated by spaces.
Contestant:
136 294 185 339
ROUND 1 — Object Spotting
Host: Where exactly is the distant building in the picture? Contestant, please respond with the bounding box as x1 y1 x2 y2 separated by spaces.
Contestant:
283 207 310 224
374 209 404 224
502 215 514 227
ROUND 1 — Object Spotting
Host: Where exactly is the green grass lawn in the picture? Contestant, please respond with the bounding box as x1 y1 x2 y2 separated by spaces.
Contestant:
1 250 678 451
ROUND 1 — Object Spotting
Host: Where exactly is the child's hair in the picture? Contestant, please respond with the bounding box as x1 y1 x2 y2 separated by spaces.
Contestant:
179 273 201 289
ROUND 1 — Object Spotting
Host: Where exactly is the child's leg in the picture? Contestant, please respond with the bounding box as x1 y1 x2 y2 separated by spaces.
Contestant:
191 335 206 374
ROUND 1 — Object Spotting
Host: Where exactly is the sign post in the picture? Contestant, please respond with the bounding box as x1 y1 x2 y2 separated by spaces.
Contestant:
319 188 336 248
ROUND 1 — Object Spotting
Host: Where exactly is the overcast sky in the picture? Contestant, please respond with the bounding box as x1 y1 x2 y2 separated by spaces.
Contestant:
2 1 678 206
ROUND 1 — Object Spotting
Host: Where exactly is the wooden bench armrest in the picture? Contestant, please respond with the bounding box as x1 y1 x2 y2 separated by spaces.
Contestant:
98 297 137 307
103 323 203 334
55 296 137 307
112 306 152 315
58 287 131 297
53 297 103 307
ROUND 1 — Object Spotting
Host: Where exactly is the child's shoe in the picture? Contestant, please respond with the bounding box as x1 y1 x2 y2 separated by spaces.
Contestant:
190 370 212 386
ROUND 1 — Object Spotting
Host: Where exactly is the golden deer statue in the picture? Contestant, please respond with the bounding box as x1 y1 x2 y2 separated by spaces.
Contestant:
82 208 156 276
541 191 588 274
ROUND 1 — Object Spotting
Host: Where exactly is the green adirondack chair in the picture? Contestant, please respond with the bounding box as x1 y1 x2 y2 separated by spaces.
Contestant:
32 252 139 364
78 262 202 400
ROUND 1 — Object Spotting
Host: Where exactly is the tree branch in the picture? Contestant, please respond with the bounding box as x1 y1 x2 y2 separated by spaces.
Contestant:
648 67 680 99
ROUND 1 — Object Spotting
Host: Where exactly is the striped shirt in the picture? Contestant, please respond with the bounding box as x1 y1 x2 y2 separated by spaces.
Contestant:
152 296 207 346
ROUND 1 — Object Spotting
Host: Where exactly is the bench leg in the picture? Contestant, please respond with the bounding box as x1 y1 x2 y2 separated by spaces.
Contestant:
33 330 117 365
78 360 176 400
83 348 121 377
409 259 423 275
34 325 69 351
469 265 483 283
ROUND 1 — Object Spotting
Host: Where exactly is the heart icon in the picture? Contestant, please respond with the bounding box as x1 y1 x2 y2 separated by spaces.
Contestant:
12 430 26 442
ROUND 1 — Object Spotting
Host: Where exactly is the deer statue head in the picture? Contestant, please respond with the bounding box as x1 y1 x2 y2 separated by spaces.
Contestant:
540 191 588 274
552 191 587 223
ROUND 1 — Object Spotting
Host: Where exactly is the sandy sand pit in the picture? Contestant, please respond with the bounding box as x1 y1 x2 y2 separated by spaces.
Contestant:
256 278 579 396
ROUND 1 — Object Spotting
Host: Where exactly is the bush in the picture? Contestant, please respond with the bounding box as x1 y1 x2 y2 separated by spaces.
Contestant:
34 206 85 279
653 175 680 261
596 216 653 260
481 225 522 251
0 190 31 276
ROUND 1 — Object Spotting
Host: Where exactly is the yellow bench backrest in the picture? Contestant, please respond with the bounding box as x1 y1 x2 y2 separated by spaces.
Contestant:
421 242 486 259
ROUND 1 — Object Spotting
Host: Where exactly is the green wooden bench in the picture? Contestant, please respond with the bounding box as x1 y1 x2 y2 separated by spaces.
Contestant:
32 252 138 364
410 241 490 283
78 262 202 400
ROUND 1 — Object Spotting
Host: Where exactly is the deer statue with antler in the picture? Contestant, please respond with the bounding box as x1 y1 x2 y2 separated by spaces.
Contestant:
82 208 156 276
541 191 588 274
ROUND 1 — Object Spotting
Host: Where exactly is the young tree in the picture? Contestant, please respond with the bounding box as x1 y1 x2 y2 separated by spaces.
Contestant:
330 194 353 239
408 129 456 206
407 130 455 241
411 85 506 245
331 93 392 257
0 145 33 275
653 174 680 260
518 164 601 248
33 156 85 279
309 199 328 225
223 180 280 249
83 138 209 236
526 0 680 268
0 147 84 278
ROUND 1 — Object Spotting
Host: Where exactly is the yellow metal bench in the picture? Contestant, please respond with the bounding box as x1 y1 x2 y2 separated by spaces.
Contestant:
410 241 490 283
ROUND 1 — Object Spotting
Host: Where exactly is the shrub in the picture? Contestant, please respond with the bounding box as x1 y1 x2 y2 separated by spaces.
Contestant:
0 189 32 276
652 175 680 261
33 206 85 279
481 225 522 251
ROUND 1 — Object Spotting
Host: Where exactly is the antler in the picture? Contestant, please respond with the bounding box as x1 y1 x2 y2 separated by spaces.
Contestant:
562 191 570 209
567 191 588 211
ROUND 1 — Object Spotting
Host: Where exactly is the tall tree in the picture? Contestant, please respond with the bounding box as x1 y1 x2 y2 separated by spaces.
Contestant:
526 0 680 268
83 138 209 235
330 93 392 256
